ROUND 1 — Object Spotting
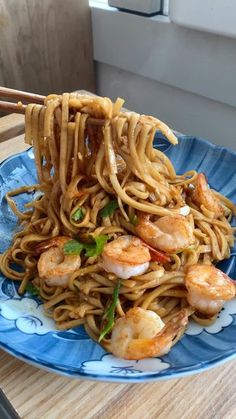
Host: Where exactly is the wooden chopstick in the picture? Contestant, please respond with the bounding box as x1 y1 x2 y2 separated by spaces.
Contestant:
0 99 106 125
0 86 44 114
0 100 26 114
0 86 45 104
0 86 106 125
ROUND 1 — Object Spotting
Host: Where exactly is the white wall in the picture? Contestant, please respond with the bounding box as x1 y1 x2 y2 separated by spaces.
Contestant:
91 3 236 151
96 62 236 151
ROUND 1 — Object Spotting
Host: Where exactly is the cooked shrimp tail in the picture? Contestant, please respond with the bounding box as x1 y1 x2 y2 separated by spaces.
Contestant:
102 235 151 279
136 213 194 253
185 264 235 315
191 173 223 218
125 309 188 360
110 307 189 360
37 236 81 287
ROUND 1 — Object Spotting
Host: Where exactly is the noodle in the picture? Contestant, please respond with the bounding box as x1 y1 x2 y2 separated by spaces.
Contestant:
1 93 235 358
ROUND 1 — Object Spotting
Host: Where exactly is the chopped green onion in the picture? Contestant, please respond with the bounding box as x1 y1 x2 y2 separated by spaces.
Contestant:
64 235 108 257
25 283 39 296
71 208 84 222
98 280 121 342
100 200 119 218
84 235 108 257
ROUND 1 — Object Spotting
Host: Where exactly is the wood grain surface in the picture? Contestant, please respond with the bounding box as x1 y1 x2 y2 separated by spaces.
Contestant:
0 0 95 95
0 134 29 161
0 114 24 142
1 347 236 419
1 118 236 419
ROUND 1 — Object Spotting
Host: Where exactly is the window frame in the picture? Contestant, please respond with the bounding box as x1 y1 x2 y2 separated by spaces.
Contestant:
169 0 236 38
107 0 161 15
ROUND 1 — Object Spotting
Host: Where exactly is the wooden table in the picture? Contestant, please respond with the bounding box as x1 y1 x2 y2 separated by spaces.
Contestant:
1 119 236 419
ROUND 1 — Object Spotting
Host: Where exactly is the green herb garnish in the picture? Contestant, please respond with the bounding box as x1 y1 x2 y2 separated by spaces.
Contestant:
129 214 138 226
71 208 84 222
25 283 39 296
98 280 121 342
64 240 84 255
64 235 108 257
100 200 119 218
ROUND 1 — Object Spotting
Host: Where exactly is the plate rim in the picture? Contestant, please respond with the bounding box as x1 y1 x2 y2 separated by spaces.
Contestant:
1 339 236 383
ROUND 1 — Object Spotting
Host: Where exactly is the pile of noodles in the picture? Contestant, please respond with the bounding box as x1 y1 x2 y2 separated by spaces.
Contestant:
0 93 235 352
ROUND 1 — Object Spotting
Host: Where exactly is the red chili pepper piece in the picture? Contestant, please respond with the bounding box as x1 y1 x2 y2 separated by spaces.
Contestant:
140 240 171 264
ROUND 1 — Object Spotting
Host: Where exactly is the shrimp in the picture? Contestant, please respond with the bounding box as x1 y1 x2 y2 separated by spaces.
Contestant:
135 213 195 254
185 264 235 315
110 307 189 360
37 236 81 287
102 235 151 279
192 173 223 218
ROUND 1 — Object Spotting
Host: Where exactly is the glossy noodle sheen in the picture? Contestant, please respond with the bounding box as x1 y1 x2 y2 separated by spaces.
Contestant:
1 93 236 359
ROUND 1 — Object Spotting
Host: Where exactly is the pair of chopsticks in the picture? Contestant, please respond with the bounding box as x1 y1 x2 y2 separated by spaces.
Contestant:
0 86 45 114
0 86 105 126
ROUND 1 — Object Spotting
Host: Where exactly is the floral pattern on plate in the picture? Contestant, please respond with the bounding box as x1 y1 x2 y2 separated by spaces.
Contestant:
79 354 170 376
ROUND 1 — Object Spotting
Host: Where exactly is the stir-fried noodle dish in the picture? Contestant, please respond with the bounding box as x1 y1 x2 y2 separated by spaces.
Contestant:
1 93 236 360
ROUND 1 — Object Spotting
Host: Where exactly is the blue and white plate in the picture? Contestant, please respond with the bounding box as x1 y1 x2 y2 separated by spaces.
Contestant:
0 133 236 383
